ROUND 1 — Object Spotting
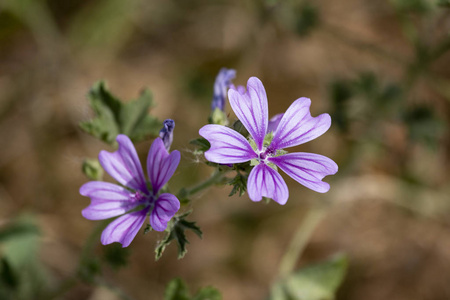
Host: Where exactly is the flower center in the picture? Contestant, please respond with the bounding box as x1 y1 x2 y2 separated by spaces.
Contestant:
256 147 276 162
249 133 286 169
129 191 156 207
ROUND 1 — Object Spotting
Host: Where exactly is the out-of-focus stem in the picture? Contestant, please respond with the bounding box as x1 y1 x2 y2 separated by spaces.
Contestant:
278 206 327 278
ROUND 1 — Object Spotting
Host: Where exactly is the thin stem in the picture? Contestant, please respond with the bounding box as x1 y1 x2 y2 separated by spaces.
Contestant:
179 170 228 198
277 205 327 278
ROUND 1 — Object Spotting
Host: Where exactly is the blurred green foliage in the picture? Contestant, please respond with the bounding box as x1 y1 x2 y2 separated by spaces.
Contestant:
270 254 348 300
0 217 48 300
402 105 445 149
82 158 104 181
80 81 160 145
102 243 131 271
293 2 320 37
164 278 222 300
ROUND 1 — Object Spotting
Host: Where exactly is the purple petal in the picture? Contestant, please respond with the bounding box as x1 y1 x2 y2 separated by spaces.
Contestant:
228 77 268 151
199 124 257 164
100 209 148 247
80 181 135 220
267 113 284 133
147 138 180 194
247 163 289 205
98 134 148 193
270 98 331 150
150 193 180 232
230 84 246 95
268 152 338 193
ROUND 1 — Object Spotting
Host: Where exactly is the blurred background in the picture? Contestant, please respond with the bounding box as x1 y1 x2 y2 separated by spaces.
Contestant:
0 0 449 299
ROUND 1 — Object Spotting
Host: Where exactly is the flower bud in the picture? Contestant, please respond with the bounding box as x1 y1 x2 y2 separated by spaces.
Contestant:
159 119 175 151
211 68 236 112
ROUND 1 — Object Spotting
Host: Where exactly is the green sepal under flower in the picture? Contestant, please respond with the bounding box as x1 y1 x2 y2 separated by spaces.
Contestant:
155 211 202 260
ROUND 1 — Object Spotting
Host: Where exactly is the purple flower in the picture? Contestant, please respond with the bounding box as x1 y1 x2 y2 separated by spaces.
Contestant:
211 68 236 111
159 119 175 151
80 134 181 247
199 77 338 205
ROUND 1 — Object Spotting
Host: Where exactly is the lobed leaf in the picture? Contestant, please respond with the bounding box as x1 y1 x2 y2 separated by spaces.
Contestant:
80 81 160 145
270 254 348 300
155 212 202 260
164 278 191 300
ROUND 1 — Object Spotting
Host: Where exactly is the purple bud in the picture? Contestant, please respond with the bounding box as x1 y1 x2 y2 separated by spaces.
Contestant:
211 68 236 111
159 119 175 151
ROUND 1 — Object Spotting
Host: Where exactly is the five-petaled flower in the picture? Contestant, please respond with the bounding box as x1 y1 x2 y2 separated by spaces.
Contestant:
199 77 338 205
80 134 181 247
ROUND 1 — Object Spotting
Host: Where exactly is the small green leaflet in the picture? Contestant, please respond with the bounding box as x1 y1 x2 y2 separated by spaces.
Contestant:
81 158 103 180
270 254 348 300
164 278 221 300
164 278 190 300
228 172 247 197
80 81 161 145
155 211 202 260
190 137 211 154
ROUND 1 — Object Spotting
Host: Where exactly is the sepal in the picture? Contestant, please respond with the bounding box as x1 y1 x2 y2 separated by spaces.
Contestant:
155 211 202 260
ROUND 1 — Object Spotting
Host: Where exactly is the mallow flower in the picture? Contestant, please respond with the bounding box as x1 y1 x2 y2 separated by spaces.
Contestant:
80 134 181 247
199 77 338 205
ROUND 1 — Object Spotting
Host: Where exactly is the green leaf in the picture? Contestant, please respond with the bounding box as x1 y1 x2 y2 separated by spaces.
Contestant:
164 278 191 300
228 172 247 197
177 188 191 205
274 254 348 300
1 216 49 299
164 278 222 300
190 137 211 154
232 120 249 137
0 222 39 242
80 81 160 145
155 212 202 260
143 224 153 234
82 158 104 180
192 286 222 300
0 258 19 290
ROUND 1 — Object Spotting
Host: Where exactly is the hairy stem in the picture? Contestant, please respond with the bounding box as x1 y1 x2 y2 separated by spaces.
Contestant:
179 170 228 198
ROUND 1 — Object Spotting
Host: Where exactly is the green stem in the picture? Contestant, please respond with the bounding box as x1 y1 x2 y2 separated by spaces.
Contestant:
278 206 327 278
179 170 227 198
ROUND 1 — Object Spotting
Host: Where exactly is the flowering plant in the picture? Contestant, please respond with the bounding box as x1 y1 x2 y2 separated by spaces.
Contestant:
75 70 343 299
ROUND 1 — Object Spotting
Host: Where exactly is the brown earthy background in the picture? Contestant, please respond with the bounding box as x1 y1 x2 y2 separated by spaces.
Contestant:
0 0 449 299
